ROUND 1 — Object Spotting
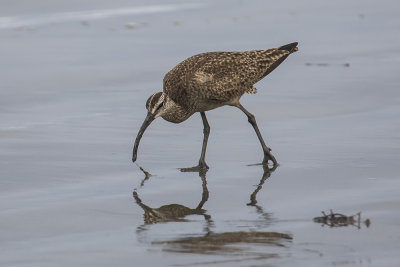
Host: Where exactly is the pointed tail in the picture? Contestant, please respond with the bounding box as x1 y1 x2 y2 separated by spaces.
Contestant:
278 42 298 53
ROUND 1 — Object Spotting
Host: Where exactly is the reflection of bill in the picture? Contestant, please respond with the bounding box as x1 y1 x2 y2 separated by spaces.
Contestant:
135 163 152 188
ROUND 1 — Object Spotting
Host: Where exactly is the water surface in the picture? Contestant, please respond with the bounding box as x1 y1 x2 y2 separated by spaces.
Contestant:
1 0 400 266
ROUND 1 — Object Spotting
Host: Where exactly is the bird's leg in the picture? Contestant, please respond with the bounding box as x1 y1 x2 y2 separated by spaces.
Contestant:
236 103 278 166
198 112 210 169
180 112 210 172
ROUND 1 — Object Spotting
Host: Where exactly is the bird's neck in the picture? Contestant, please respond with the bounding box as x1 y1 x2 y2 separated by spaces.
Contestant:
161 96 193 123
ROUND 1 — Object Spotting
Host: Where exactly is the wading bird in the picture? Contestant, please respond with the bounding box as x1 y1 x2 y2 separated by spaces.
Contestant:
132 42 298 171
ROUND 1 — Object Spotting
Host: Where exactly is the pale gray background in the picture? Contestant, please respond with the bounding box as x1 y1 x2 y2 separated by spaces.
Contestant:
1 0 400 266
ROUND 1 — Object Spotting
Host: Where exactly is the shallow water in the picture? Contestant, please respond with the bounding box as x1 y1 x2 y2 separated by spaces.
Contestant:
1 0 400 266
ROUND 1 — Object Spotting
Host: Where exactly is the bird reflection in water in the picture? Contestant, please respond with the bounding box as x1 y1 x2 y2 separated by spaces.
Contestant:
134 168 211 225
133 165 292 258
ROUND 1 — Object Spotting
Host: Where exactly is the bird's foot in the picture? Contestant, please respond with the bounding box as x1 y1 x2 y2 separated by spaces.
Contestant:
247 161 279 168
263 151 278 167
247 151 278 167
180 160 209 173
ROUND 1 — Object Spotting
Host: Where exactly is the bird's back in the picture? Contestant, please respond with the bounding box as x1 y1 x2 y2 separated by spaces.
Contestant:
163 43 298 111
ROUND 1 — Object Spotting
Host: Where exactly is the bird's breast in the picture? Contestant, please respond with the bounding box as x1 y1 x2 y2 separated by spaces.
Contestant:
161 103 194 123
161 113 192 123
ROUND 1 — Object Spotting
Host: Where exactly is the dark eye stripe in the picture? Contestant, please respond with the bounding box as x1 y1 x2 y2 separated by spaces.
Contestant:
156 102 164 111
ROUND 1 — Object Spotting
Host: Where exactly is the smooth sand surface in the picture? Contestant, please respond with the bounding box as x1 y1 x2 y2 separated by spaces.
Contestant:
1 0 400 266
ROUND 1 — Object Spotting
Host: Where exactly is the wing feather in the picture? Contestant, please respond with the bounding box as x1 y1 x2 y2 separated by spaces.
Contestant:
163 48 291 108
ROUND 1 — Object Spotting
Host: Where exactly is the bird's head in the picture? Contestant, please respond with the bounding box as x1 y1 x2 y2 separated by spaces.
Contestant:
132 92 165 162
145 91 166 119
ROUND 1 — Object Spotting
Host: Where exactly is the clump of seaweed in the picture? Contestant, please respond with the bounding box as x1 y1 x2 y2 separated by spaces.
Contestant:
313 210 371 229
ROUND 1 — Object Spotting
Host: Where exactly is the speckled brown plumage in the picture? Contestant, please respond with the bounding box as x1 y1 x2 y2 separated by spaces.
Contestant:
163 42 298 114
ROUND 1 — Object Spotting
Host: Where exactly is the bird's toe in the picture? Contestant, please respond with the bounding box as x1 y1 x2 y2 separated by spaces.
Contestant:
180 161 209 173
199 160 209 170
263 152 278 166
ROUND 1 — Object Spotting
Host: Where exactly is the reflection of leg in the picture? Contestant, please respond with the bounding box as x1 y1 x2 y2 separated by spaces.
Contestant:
203 214 214 235
247 164 277 206
196 169 209 210
198 112 210 169
180 112 210 172
236 103 278 166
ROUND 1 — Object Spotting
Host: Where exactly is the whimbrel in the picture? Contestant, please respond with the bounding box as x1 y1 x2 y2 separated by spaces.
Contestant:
132 42 298 170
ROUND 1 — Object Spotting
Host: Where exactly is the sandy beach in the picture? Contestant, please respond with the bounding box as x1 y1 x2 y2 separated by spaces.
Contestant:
1 0 400 266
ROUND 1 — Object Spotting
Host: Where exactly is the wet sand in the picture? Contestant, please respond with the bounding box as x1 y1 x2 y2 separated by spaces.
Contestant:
1 0 400 266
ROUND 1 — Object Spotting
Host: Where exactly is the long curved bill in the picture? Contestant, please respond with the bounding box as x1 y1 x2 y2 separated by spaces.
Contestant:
132 112 155 162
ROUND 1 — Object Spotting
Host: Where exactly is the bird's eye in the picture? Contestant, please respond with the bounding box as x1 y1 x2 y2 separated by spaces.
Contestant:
156 102 164 111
